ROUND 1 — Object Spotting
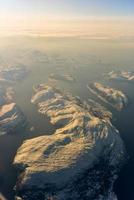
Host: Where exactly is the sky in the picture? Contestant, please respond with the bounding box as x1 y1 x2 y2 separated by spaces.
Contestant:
0 0 134 37
0 0 134 18
0 0 134 19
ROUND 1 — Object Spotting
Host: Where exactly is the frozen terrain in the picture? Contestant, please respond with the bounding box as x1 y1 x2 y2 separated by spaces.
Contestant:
0 67 28 135
0 103 26 135
14 84 126 200
108 71 134 82
0 66 29 83
0 86 26 136
49 73 75 82
87 83 128 111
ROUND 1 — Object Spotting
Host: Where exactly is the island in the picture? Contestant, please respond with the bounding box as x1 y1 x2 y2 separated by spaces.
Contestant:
0 66 29 83
49 73 75 82
108 70 134 82
13 84 126 200
0 87 26 135
87 82 128 111
0 103 26 135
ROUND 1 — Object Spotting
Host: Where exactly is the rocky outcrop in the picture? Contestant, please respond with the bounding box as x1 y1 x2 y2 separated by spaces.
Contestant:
0 87 14 105
0 66 28 135
87 83 128 111
87 99 112 120
0 103 26 135
108 71 134 82
49 73 75 82
0 66 29 83
14 84 126 200
0 193 7 200
0 86 26 135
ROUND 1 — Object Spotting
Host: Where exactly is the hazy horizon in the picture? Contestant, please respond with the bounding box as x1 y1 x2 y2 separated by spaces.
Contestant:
0 0 134 38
